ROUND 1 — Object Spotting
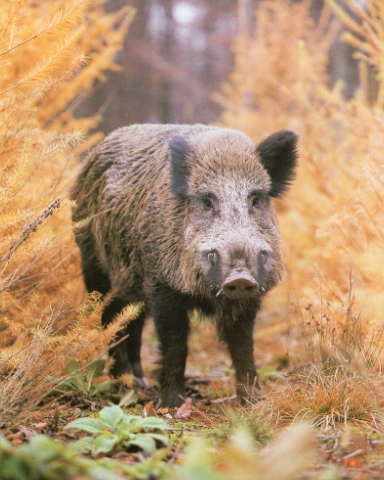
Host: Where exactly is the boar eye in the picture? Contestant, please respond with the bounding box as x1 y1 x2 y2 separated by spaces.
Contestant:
203 197 214 210
250 190 268 210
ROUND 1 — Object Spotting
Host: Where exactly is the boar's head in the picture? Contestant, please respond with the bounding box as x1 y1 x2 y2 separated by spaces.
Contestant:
169 128 298 300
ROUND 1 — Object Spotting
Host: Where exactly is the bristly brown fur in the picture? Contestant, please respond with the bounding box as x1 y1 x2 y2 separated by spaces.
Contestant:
71 123 298 406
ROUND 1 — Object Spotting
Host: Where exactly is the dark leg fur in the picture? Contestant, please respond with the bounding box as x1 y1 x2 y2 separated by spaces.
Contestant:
220 304 260 402
102 297 145 379
151 285 190 407
82 259 111 295
83 258 145 378
76 233 145 379
76 229 111 295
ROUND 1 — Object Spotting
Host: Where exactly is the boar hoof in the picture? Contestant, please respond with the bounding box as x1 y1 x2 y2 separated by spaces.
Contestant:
135 377 150 389
236 381 262 405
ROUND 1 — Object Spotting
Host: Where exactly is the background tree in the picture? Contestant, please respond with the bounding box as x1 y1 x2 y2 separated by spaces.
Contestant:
78 0 360 133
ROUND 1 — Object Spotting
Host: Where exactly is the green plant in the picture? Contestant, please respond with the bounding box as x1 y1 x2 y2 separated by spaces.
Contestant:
59 358 112 398
100 451 171 480
0 434 121 480
0 431 170 480
234 412 273 447
65 405 170 456
207 409 273 449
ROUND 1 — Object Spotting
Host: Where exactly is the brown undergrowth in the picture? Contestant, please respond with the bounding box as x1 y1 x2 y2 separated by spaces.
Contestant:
0 0 133 416
218 0 384 434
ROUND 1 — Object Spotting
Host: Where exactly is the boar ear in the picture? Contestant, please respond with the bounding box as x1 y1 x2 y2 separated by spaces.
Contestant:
256 130 298 198
169 135 192 196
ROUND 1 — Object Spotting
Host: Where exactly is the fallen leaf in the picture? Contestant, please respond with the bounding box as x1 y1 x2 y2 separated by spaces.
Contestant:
33 422 47 429
18 426 37 440
190 411 203 418
112 451 132 460
157 407 169 415
143 401 156 417
343 458 363 469
175 401 192 419
11 438 23 446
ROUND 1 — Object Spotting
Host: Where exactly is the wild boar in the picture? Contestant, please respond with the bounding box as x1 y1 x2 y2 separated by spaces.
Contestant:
71 124 298 406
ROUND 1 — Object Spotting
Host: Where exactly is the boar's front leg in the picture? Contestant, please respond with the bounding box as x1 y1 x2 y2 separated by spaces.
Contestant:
151 285 190 407
220 305 261 402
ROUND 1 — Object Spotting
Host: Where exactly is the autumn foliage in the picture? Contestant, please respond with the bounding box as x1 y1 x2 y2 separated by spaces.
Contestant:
0 0 133 414
2 0 384 443
218 0 384 428
3 1 384 477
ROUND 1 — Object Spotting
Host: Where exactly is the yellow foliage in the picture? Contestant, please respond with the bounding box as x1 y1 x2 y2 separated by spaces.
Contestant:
0 0 133 413
218 0 384 428
219 0 384 337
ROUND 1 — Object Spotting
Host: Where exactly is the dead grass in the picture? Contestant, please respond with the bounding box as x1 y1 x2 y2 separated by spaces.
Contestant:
0 0 132 416
216 0 384 447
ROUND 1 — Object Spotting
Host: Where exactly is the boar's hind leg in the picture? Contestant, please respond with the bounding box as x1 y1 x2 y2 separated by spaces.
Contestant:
76 230 111 295
220 307 261 403
82 259 111 296
151 285 190 407
102 297 145 380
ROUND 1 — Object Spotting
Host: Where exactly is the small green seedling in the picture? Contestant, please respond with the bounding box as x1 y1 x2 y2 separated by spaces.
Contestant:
0 434 121 480
65 405 170 456
60 358 112 398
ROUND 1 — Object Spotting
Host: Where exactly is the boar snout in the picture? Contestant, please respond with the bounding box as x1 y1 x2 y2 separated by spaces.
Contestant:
203 246 273 298
222 270 259 299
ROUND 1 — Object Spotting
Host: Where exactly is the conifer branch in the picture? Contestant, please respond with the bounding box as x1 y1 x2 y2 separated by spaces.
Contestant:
0 199 61 269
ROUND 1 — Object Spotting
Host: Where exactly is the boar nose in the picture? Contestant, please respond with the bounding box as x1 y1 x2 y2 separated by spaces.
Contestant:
222 271 259 299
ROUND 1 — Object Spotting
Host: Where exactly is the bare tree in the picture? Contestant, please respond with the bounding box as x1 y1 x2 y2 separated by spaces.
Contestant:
76 0 360 134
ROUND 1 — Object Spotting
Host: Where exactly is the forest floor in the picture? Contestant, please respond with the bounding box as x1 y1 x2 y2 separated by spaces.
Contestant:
2 313 384 480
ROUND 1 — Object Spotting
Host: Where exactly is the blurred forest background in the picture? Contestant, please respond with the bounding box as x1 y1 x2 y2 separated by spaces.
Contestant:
78 0 360 132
